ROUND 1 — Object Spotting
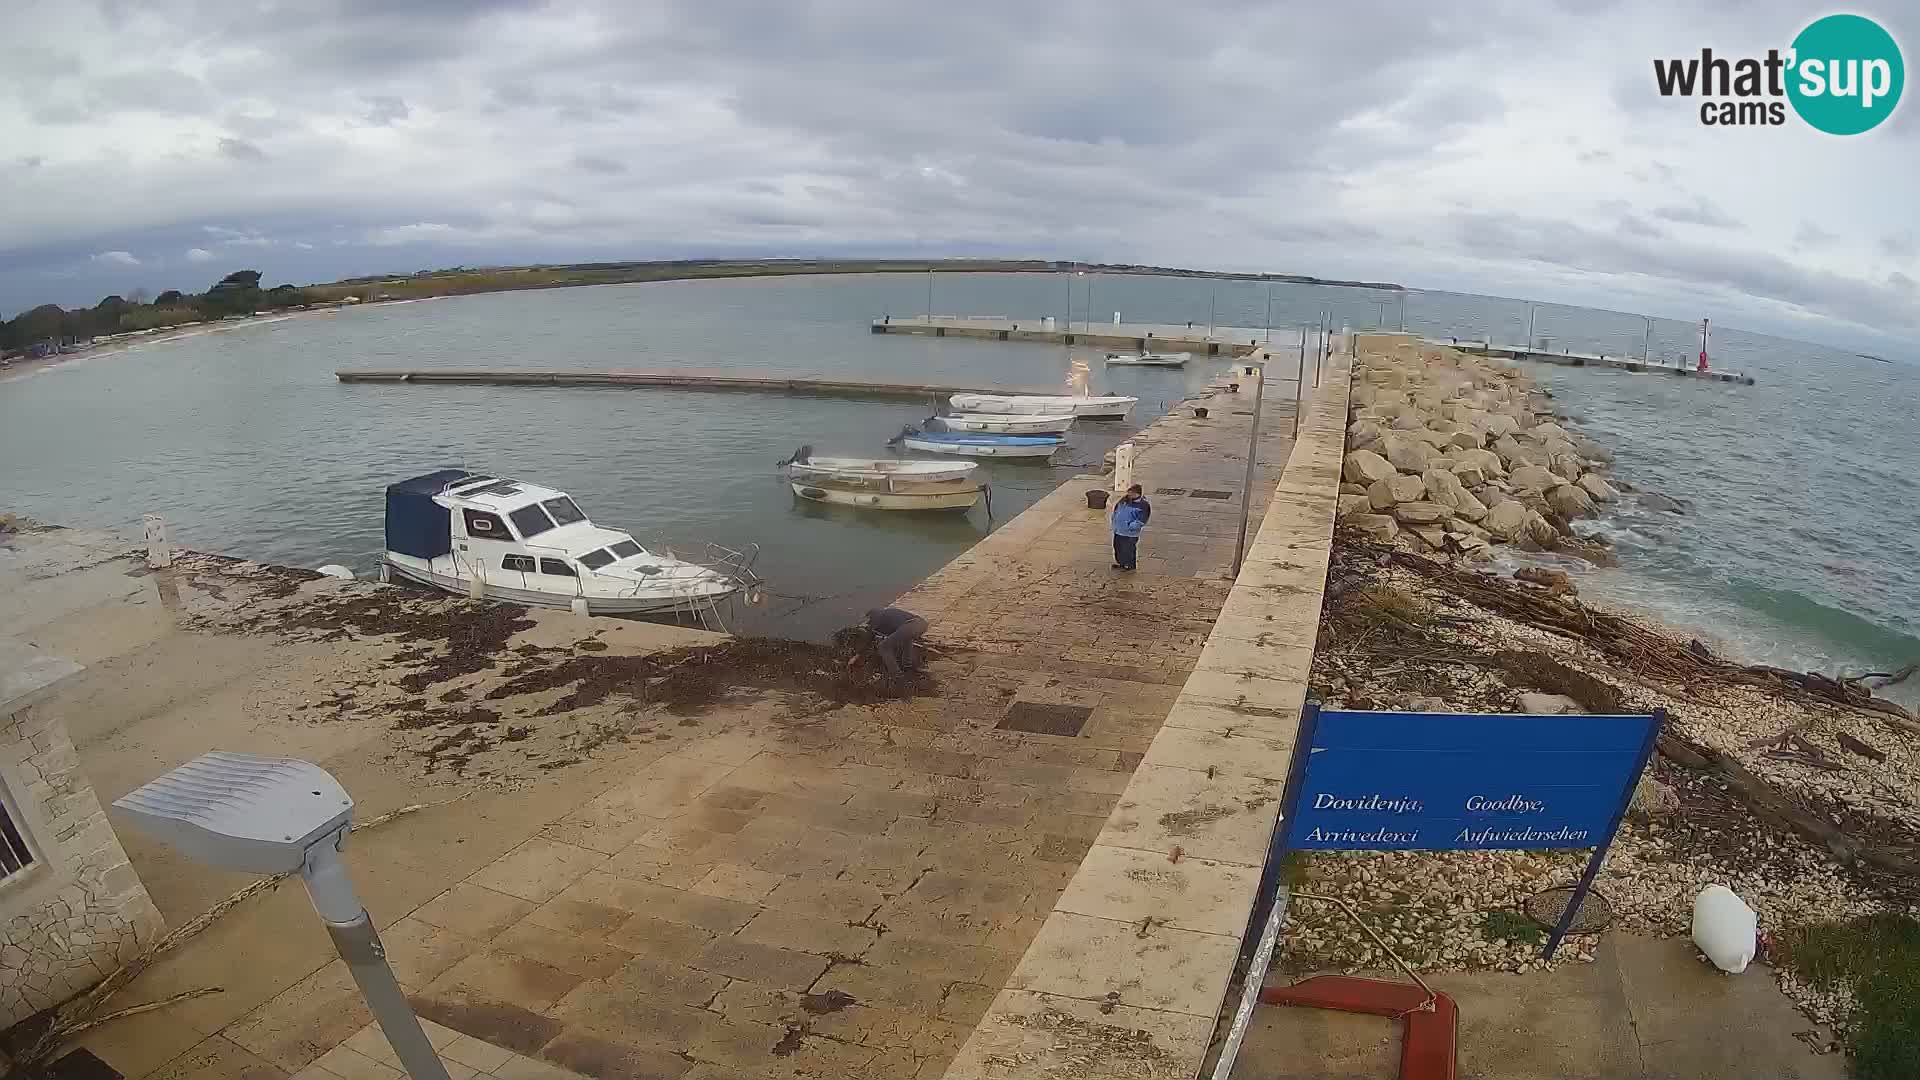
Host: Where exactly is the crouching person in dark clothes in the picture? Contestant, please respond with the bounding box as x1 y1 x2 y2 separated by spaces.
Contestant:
865 607 928 675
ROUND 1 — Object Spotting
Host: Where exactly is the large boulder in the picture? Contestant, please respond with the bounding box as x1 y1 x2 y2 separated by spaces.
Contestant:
1493 435 1540 468
1455 447 1504 477
1408 524 1449 550
1340 482 1369 496
1484 500 1529 540
1547 483 1597 518
1391 413 1425 431
1347 419 1385 447
1445 430 1482 450
1351 513 1398 542
1368 474 1427 509
1483 413 1522 439
1343 449 1397 486
1519 510 1560 549
1509 465 1558 493
1573 437 1614 463
1451 462 1488 488
1337 494 1372 518
1392 501 1449 525
1380 434 1439 475
1577 473 1617 502
1531 421 1570 442
1422 468 1487 521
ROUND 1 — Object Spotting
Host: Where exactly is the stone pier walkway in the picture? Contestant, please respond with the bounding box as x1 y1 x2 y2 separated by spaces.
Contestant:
29 363 1303 1080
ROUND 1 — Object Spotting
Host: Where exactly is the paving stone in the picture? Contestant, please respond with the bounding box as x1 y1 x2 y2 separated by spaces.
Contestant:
603 953 728 1007
759 877 885 923
538 1028 694 1080
377 915 482 991
524 897 633 940
493 918 635 979
410 884 538 941
424 949 586 1013
224 960 375 1073
691 937 830 992
687 863 786 904
735 907 879 958
600 915 716 966
467 839 609 904
1052 844 1263 938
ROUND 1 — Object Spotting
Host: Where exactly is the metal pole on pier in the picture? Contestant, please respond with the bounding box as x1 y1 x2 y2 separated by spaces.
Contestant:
1373 299 1388 329
1264 286 1273 345
1643 316 1652 364
1295 328 1306 439
926 268 934 323
1526 305 1536 351
1232 357 1265 577
1087 271 1096 333
1209 285 1218 338
1398 293 1406 331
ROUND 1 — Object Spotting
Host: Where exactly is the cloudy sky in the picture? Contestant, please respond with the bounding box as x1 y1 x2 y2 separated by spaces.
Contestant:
3 0 1915 350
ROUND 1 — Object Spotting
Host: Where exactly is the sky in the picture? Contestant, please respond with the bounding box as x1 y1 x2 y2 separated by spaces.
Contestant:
3 0 1916 352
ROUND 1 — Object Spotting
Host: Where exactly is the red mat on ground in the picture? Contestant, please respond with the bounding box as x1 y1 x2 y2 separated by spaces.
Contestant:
1259 975 1458 1080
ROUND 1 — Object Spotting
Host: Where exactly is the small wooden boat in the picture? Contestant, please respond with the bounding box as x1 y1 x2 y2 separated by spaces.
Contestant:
783 449 978 484
932 412 1076 435
1105 351 1189 367
948 393 1137 420
889 429 1062 459
788 477 982 512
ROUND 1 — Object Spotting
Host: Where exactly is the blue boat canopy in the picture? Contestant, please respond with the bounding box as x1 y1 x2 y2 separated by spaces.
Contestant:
385 469 472 559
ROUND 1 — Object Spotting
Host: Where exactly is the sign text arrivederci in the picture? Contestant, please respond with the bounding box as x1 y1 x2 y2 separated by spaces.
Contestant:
1281 709 1661 852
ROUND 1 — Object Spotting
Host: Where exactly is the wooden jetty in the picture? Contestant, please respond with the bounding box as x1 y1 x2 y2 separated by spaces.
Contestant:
334 367 1063 400
1426 339 1755 384
872 315 1270 356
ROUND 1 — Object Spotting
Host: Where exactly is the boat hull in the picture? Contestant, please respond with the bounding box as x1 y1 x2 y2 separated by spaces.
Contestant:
899 436 1059 458
948 393 1136 420
382 557 738 614
790 480 979 511
935 413 1077 434
788 458 978 483
1105 353 1188 367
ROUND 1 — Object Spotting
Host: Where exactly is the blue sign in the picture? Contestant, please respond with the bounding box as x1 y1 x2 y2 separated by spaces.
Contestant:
1279 708 1663 852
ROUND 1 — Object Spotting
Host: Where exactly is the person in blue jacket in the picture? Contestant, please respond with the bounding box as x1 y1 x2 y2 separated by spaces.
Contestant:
1110 483 1151 570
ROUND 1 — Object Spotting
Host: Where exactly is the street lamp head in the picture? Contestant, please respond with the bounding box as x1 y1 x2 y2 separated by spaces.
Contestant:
113 751 353 874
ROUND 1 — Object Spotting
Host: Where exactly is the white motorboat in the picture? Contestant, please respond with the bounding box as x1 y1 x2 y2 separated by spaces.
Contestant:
932 412 1077 435
889 429 1063 459
1105 351 1189 367
381 470 760 619
948 393 1138 420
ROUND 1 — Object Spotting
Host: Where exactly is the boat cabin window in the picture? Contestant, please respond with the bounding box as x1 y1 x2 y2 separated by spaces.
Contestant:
463 508 511 540
543 497 586 526
501 554 535 572
608 540 643 559
577 548 616 570
508 504 556 539
539 558 575 577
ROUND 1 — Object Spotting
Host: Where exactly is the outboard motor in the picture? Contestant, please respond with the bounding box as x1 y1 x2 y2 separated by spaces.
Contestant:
780 444 814 467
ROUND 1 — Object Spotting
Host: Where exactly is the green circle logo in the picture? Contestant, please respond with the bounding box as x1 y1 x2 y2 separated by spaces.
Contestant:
1788 14 1904 134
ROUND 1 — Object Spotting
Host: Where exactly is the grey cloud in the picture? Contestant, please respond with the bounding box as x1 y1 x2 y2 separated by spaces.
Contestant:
1617 216 1665 240
1577 148 1614 164
363 95 411 126
1882 232 1916 257
573 154 627 175
1794 222 1838 249
1891 271 1916 292
218 137 269 162
1651 198 1739 229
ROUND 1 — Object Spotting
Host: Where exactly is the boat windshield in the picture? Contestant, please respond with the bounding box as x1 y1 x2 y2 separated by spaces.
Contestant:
508 503 556 539
578 548 616 570
609 539 643 559
543 497 586 526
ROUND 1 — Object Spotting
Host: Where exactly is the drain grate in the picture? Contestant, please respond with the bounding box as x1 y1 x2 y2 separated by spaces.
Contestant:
997 701 1092 737
1188 489 1234 500
1155 487 1188 496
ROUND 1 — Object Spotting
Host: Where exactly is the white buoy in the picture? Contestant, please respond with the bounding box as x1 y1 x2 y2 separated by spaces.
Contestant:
143 514 173 569
316 564 354 580
467 573 485 600
1692 885 1757 973
569 597 590 617
377 563 391 584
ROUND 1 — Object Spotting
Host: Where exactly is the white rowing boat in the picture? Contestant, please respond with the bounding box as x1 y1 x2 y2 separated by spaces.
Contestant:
932 412 1077 434
891 430 1063 459
788 478 982 511
1105 351 1189 367
948 393 1138 420
783 450 979 484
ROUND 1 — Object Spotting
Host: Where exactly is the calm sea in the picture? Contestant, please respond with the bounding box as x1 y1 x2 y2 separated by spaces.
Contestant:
3 272 1916 698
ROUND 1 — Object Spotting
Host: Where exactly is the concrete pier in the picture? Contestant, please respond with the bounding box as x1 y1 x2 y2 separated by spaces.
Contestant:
874 316 1272 356
1424 339 1756 384
335 367 1064 400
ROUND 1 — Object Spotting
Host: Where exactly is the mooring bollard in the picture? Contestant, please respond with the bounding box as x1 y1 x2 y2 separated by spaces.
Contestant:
143 514 173 569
